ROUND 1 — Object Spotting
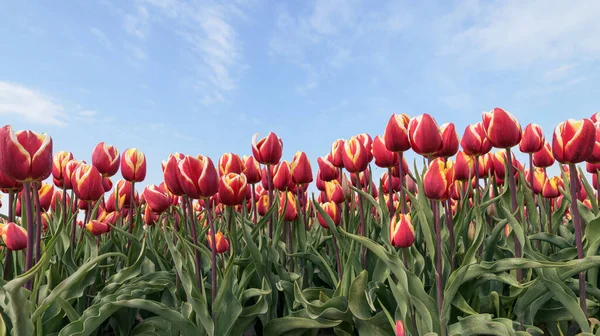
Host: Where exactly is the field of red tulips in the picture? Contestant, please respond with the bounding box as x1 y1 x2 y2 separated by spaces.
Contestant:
2 108 600 335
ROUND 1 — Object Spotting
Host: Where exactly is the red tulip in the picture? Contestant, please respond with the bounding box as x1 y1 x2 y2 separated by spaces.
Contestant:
482 108 522 148
552 119 596 164
587 162 600 174
218 153 245 176
437 122 459 158
242 156 262 184
52 151 74 186
454 151 474 181
423 158 453 200
86 220 110 236
390 155 410 177
121 148 146 182
0 222 27 250
478 153 494 178
252 132 283 165
291 151 313 185
533 142 555 168
395 320 405 336
342 136 370 173
272 161 293 191
218 173 248 206
0 125 53 182
355 134 374 163
72 164 105 201
143 183 173 213
372 136 398 168
279 192 298 221
143 206 159 226
317 201 340 228
519 123 545 153
461 122 492 157
325 180 345 204
178 155 219 199
381 172 401 194
37 183 54 212
207 230 229 254
330 139 346 168
587 123 600 163
390 213 414 248
383 113 411 152
62 160 84 190
257 194 270 216
408 114 443 156
492 151 520 180
542 176 562 199
102 177 113 192
50 189 72 213
92 142 120 177
162 153 185 196
525 167 547 194
0 169 21 191
317 155 339 181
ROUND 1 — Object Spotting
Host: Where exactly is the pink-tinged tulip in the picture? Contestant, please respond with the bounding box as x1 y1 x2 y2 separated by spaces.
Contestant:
0 222 27 250
383 113 411 152
92 142 120 177
279 192 298 221
272 161 293 191
50 189 72 213
317 155 339 181
72 164 105 201
257 194 270 217
454 151 474 181
325 180 345 204
330 139 346 168
395 321 405 336
492 151 520 180
437 122 459 158
408 114 443 156
519 123 545 153
317 201 340 228
372 136 398 168
218 173 247 206
316 174 326 191
143 183 173 213
390 155 410 178
355 134 374 162
260 166 275 190
291 151 313 184
252 132 283 165
482 108 522 148
381 172 401 194
533 142 554 168
242 156 262 184
342 136 370 173
121 148 146 182
587 123 600 163
591 112 600 123
37 183 54 212
542 176 562 199
0 125 53 182
102 177 113 192
461 122 492 157
552 119 595 164
478 153 494 178
450 180 473 200
178 155 219 199
62 160 84 190
0 169 21 190
525 167 546 195
218 153 245 176
587 162 600 174
52 151 74 186
390 213 414 248
423 158 453 200
162 153 185 196
207 230 229 254
143 206 159 226
85 220 110 236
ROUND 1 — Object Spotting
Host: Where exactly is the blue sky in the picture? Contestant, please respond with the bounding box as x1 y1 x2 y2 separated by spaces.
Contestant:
1 0 599 189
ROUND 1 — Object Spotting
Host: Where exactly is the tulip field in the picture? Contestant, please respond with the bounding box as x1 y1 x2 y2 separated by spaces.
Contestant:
3 108 600 336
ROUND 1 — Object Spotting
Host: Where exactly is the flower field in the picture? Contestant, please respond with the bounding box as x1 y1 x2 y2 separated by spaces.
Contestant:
2 108 600 335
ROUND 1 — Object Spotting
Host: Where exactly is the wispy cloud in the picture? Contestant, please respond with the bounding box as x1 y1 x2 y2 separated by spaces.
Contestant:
124 6 149 39
0 81 67 126
75 109 98 123
543 64 576 82
89 27 114 50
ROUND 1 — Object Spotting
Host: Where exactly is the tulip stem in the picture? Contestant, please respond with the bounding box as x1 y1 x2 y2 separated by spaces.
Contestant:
505 148 522 282
128 182 136 234
387 167 394 216
444 200 455 272
569 163 587 316
251 184 258 226
70 195 78 253
205 198 218 317
432 200 445 336
353 175 367 269
397 152 407 214
33 184 43 265
23 182 35 290
596 171 600 206
185 198 203 291
266 165 274 240
330 234 342 283
3 191 15 280
528 153 535 235
287 221 294 273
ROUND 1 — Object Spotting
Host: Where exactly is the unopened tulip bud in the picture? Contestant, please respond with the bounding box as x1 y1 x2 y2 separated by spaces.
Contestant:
207 230 229 254
423 158 453 200
330 139 346 168
383 114 411 152
0 125 52 182
372 136 398 168
587 123 600 163
395 320 405 336
86 220 110 236
291 151 313 184
72 164 105 201
218 173 248 206
92 142 120 177
279 192 298 221
218 153 245 176
519 123 545 153
317 155 339 181
178 155 219 199
37 183 54 211
454 151 474 181
325 180 345 204
143 183 173 213
552 119 595 164
121 148 146 182
342 136 370 173
252 132 283 165
542 176 562 199
533 141 554 168
390 213 414 248
272 161 293 191
143 206 159 226
257 194 270 217
242 156 262 184
461 122 492 157
52 151 74 186
0 222 27 250
482 108 522 149
408 114 443 156
468 222 476 243
437 122 459 158
317 201 341 228
162 153 185 196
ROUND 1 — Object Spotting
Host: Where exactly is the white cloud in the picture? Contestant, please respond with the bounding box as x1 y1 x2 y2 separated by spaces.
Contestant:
0 81 67 126
127 45 148 61
124 6 149 39
89 27 114 50
75 110 97 123
79 110 97 117
543 64 576 82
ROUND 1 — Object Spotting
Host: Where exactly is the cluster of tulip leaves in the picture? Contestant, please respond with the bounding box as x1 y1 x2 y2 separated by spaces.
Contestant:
3 162 600 335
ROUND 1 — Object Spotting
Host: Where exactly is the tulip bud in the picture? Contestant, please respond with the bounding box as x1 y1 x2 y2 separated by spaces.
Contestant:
408 114 443 156
102 176 113 193
330 139 346 168
325 180 345 204
242 156 262 184
218 173 248 206
587 162 600 174
161 153 185 196
482 108 522 148
342 136 370 173
37 183 54 212
591 112 600 123
587 123 600 163
390 155 410 178
52 151 74 187
143 183 173 213
492 151 520 180
461 122 492 157
257 194 270 217
454 151 474 181
381 172 401 195
423 158 453 200
72 164 105 201
383 114 411 152
252 132 283 165
519 123 545 153
272 161 293 191
62 160 84 190
317 201 341 228
542 176 562 199
143 206 159 226
0 222 27 250
178 155 219 199
218 153 245 176
372 136 398 168
526 167 547 194
468 222 476 243
355 133 374 162
0 125 52 182
291 151 313 185
552 119 595 164
316 174 326 191
532 141 554 168
390 213 414 248
207 230 229 254
0 169 21 191
437 122 459 158
121 148 147 182
478 153 494 178
395 320 405 336
85 220 110 236
317 155 339 181
92 142 120 177
279 191 298 222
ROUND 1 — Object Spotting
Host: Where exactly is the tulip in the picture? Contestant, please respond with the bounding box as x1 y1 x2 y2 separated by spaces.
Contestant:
105 185 127 213
143 206 159 226
37 183 54 212
330 139 346 168
453 151 474 181
0 222 27 250
381 172 401 194
395 321 405 336
178 155 219 199
207 230 229 254
383 113 411 152
587 162 600 174
279 192 298 222
478 153 494 178
52 151 74 187
317 155 339 181
0 125 53 182
533 142 555 168
252 132 283 165
408 114 443 157
102 176 113 192
390 213 414 248
372 136 398 168
587 123 600 163
389 155 410 177
62 160 84 190
161 153 185 196
436 122 459 158
461 122 492 157
492 151 520 180
121 148 146 182
0 170 21 191
72 164 105 202
85 220 110 236
291 151 313 185
50 189 72 213
257 194 270 216
143 183 173 213
542 176 562 199
218 153 245 176
242 156 262 184
325 180 345 204
272 161 293 191
342 136 370 173
423 158 452 200
92 142 120 177
218 173 248 206
482 108 522 148
317 201 341 228
525 167 546 195
355 133 374 162
519 123 545 153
